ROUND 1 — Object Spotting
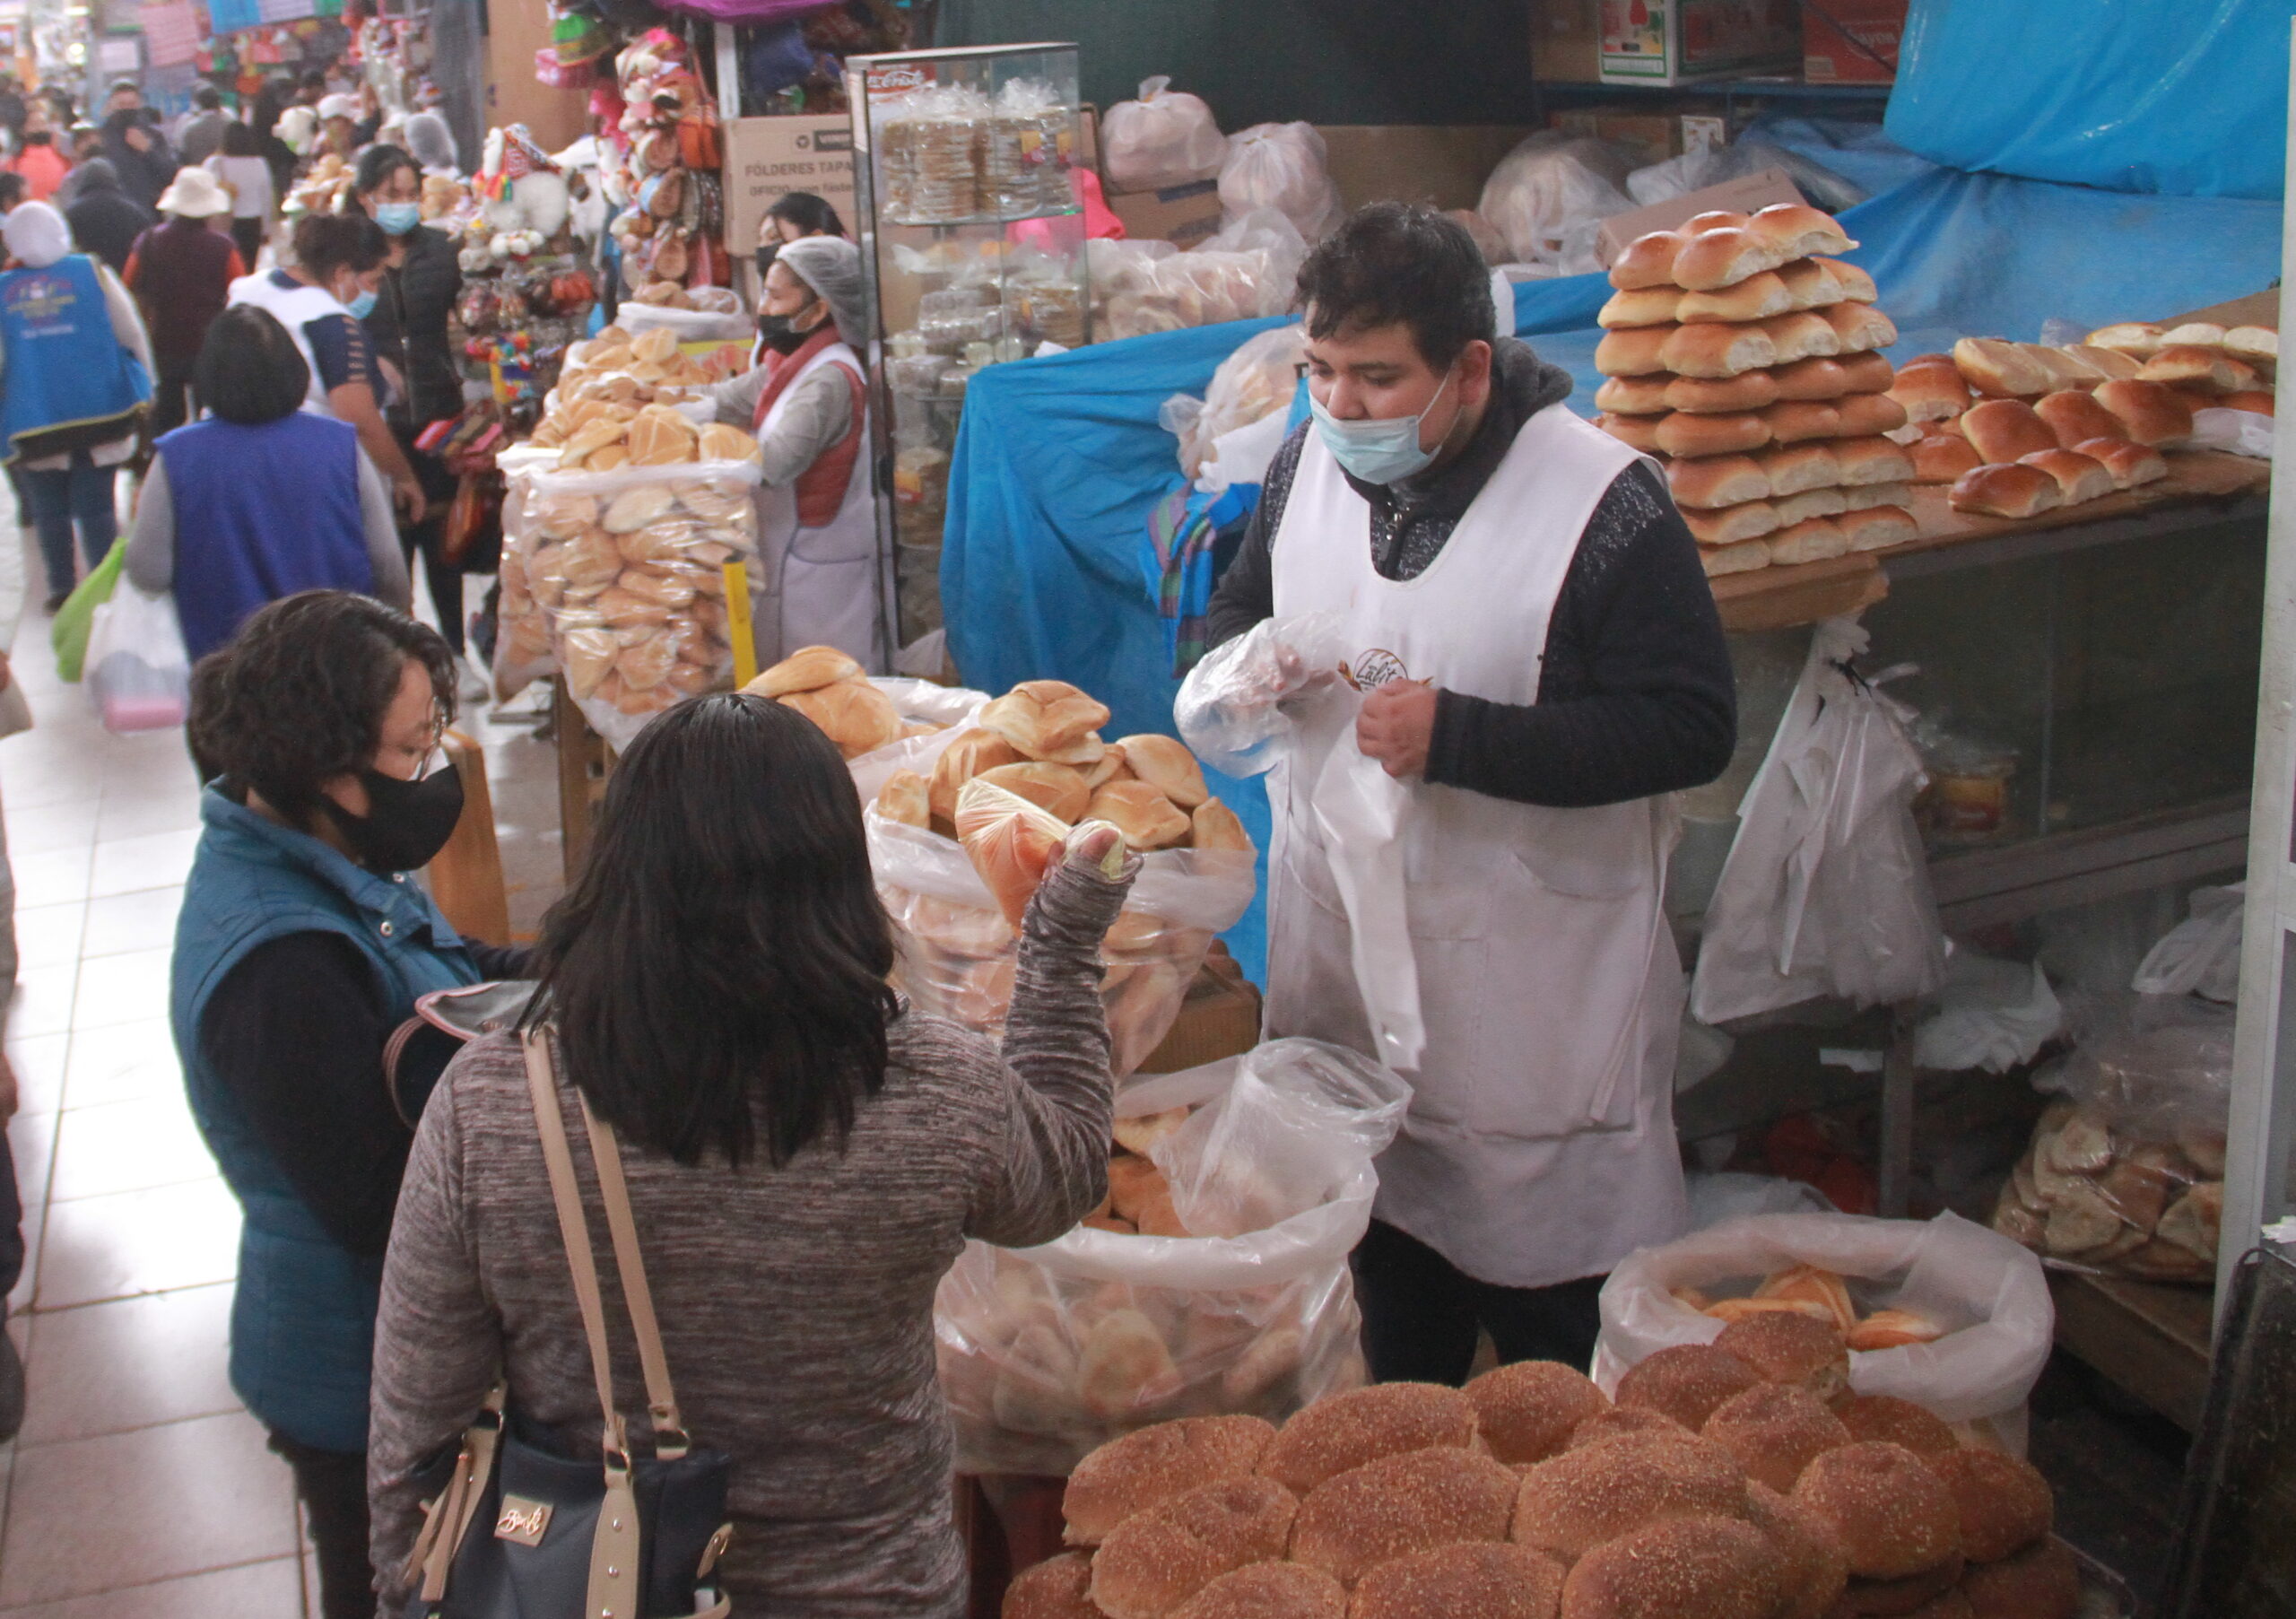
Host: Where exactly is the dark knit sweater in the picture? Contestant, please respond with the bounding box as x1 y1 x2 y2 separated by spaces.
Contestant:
1205 337 1737 808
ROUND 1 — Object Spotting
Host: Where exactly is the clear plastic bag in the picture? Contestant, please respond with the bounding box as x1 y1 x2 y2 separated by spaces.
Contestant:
1596 1211 2055 1451
1101 74 1228 192
1101 244 1290 343
1991 999 2231 1284
1161 324 1307 481
1476 132 1638 267
1173 610 1350 779
2131 884 2243 1003
934 1041 1406 1474
1218 122 1344 244
865 811 1257 1077
1690 617 1948 1024
83 585 189 733
491 453 561 702
1911 953 2063 1075
526 457 765 752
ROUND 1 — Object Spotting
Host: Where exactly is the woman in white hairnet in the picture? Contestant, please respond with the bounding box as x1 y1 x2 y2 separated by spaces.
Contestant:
700 234 883 671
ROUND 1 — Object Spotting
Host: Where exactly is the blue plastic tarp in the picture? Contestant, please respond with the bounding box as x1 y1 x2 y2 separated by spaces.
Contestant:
1886 0 2294 200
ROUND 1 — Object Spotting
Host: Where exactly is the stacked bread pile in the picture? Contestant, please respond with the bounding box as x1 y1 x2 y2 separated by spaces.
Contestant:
1005 1315 2077 1619
1991 1098 2224 1284
527 325 752 466
1594 203 1916 579
2092 318 2275 413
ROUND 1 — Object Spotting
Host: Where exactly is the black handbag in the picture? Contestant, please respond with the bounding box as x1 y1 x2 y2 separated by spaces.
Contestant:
400 1029 735 1616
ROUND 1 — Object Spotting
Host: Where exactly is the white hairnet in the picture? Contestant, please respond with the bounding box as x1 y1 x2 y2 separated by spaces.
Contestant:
777 234 868 348
4 202 70 269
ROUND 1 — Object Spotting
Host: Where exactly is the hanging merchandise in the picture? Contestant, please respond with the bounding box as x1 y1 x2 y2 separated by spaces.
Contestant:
606 29 728 294
446 126 599 422
1218 123 1344 245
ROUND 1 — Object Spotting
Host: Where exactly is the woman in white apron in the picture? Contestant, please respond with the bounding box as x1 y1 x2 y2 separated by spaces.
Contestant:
700 234 884 673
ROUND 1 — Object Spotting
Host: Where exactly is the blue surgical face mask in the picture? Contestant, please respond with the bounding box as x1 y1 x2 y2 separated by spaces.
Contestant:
374 201 421 235
1309 367 1457 486
345 287 378 319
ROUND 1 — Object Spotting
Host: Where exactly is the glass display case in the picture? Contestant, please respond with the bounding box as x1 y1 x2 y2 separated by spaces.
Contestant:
844 42 1091 655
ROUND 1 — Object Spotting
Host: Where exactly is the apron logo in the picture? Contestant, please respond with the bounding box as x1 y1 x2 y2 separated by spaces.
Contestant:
1339 648 1412 692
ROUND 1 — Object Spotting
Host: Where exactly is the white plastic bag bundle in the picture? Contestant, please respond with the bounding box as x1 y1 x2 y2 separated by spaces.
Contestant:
1219 122 1344 244
1202 207 1309 297
1912 953 2063 1074
1174 610 1351 778
1102 75 1228 192
934 1041 1408 1473
84 585 188 733
1476 132 1638 269
2132 884 2244 1003
1161 324 1308 481
1596 1211 2055 1451
491 448 561 702
1691 616 1947 1024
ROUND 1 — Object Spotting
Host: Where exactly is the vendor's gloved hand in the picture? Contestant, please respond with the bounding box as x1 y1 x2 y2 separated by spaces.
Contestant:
1023 822 1141 948
1357 681 1438 779
1176 610 1348 777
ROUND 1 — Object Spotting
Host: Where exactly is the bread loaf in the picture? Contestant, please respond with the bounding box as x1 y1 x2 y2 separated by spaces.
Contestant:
1683 210 1752 235
1756 310 1843 365
1557 1514 1781 1619
1833 436 1916 486
1616 1345 1764 1431
1289 1446 1520 1587
2072 436 2169 490
1347 1545 1563 1619
2085 321 2164 358
981 680 1113 761
1117 735 1211 809
745 643 864 698
1812 256 1875 301
1064 1416 1279 1546
1961 1538 2080 1619
1595 325 1677 377
698 422 761 463
1683 500 1781 547
1954 338 2049 399
1770 356 1852 402
977 762 1093 824
1961 400 2058 463
1836 351 1897 394
1833 392 1909 438
2139 344 2250 393
1465 1360 1609 1467
1259 1382 1478 1496
1700 538 1771 578
1833 1395 1956 1458
1087 780 1193 851
1677 271 1794 324
1825 303 1898 353
1167 1564 1343 1619
1840 482 1913 512
1668 456 1771 510
1596 413 1665 453
1608 231 1686 291
1840 505 1918 553
1773 487 1848 526
1765 517 1848 566
779 679 903 759
876 770 930 829
1752 440 1842 496
2223 324 2278 367
1949 463 2065 518
2222 388 2276 415
1598 286 1684 329
1790 1442 1962 1580
1752 203 1856 258
1744 1483 1849 1619
2032 390 2124 450
1713 1312 1850 1404
1089 1476 1299 1619
1596 375 1673 415
1656 412 1771 457
1660 322 1779 379
1911 433 1982 483
954 779 1072 927
1191 797 1254 853
1761 400 1843 444
1928 1449 2052 1565
1673 228 1783 292
1004 1551 1100 1619
1774 258 1844 311
2017 448 2114 505
2092 378 2195 444
1665 371 1782 413
1511 1431 1751 1564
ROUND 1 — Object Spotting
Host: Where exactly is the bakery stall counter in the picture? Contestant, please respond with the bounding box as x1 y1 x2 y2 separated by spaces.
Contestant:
2048 1270 2215 1433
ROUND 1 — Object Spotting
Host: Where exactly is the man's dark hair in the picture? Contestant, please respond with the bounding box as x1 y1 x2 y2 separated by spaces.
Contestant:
766 190 846 239
221 119 259 158
351 142 418 202
189 591 457 828
525 693 899 1169
1296 202 1496 370
195 84 222 111
195 306 310 425
292 210 388 279
0 173 25 213
299 70 327 98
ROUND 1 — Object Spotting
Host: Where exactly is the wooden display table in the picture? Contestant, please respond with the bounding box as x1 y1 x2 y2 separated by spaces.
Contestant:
2048 1270 2216 1433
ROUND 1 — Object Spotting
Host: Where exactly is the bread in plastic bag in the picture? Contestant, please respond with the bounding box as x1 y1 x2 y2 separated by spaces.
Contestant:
1102 75 1229 192
935 1042 1408 1473
1595 1211 2053 1452
1218 122 1344 245
1173 611 1351 779
1990 997 2231 1284
1691 617 1947 1024
1161 324 1308 481
1476 133 1638 268
491 450 562 701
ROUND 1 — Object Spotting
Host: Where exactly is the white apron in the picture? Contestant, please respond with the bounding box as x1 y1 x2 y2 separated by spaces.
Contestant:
752 339 887 673
227 271 353 415
1266 403 1690 1288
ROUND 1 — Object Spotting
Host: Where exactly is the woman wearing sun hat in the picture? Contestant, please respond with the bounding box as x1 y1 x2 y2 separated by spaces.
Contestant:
124 165 247 434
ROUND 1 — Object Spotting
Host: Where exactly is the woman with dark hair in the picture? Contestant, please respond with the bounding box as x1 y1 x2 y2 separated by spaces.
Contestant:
347 144 471 657
174 589 527 1619
126 305 406 660
369 693 1136 1614
230 209 427 521
206 118 275 267
758 187 847 266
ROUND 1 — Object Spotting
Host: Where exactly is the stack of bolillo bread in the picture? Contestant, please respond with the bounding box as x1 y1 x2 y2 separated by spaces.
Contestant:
1004 1310 2076 1619
1594 203 1916 579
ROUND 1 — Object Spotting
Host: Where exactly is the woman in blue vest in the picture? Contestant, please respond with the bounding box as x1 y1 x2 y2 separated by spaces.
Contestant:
0 198 152 610
126 303 408 664
171 590 528 1619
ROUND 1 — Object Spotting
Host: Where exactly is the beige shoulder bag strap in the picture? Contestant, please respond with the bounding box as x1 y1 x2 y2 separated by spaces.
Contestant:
577 1094 690 1458
520 1029 627 1462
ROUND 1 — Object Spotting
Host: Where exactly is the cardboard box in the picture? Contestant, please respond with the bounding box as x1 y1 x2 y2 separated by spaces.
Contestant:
723 114 857 257
1600 0 1800 85
1532 0 1604 83
1548 104 1727 168
1318 126 1537 213
1106 177 1225 248
1802 0 1907 83
1594 165 1802 262
1137 946 1263 1074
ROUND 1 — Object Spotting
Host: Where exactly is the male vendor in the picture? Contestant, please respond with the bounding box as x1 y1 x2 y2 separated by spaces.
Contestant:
1189 204 1735 1382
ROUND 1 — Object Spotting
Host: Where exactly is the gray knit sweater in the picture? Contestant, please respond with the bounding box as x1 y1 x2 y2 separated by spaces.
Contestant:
366 858 1132 1614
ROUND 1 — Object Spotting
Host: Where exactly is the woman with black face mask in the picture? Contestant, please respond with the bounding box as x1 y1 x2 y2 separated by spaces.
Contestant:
171 590 530 1619
699 233 884 671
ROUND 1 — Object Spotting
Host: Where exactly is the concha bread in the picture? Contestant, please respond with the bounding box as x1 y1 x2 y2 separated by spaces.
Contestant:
1700 1382 1851 1495
1168 1563 1344 1619
1615 1345 1763 1431
1064 1415 1278 1546
1744 1482 1849 1619
1834 1396 1957 1458
1949 463 2065 519
1004 1551 1100 1619
744 643 864 698
1289 1445 1521 1587
1712 1313 1849 1405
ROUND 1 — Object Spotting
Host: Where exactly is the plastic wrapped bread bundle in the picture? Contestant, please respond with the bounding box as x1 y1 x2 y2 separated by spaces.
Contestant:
491 447 562 701
526 456 765 751
934 1042 1409 1474
1101 74 1228 193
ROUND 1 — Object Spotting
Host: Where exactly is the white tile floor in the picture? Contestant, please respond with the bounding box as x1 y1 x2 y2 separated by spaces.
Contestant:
0 528 563 1613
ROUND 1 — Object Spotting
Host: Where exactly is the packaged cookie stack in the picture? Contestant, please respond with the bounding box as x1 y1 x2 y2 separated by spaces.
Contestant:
878 80 1078 224
1005 1319 2081 1619
939 1040 1408 1476
1595 203 1917 579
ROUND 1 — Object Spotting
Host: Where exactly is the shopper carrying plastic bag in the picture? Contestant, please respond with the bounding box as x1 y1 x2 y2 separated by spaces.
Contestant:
82 583 190 732
1101 75 1227 192
1692 615 1947 1024
48 535 124 683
